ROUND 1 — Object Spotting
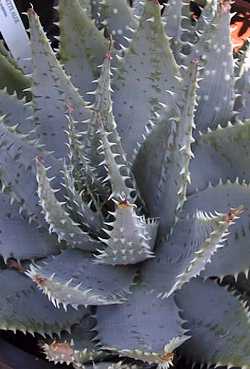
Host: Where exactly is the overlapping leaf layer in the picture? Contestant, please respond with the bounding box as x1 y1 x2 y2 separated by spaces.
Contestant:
0 1 250 369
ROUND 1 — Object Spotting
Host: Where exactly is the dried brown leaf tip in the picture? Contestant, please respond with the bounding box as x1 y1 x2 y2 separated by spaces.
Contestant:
43 340 75 364
7 258 25 273
159 352 174 368
224 207 245 223
220 0 231 14
117 199 134 209
33 274 48 287
50 341 74 356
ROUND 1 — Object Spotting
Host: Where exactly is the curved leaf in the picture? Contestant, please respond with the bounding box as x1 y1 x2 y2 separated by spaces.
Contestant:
43 313 101 366
142 183 250 295
190 119 250 194
113 0 180 160
36 158 98 250
0 89 34 134
165 207 242 297
0 118 61 225
97 284 188 365
28 8 91 159
91 53 137 202
133 60 197 234
186 182 250 279
0 191 58 261
193 2 235 132
0 269 85 336
176 278 250 369
27 249 135 308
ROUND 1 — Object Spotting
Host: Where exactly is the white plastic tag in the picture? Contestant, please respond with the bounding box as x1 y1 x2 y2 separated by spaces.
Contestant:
0 0 31 71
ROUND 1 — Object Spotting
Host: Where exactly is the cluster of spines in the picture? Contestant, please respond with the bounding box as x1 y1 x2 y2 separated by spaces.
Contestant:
90 48 137 203
165 206 244 297
42 339 104 367
35 157 98 249
95 198 155 265
26 263 107 311
63 110 104 232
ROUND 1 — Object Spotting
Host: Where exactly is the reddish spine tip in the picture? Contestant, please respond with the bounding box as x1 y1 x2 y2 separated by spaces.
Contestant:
224 207 245 223
66 101 75 114
36 155 44 164
27 5 36 16
50 341 74 356
159 352 174 364
220 0 231 14
33 274 47 287
105 51 113 61
117 197 135 209
192 57 200 65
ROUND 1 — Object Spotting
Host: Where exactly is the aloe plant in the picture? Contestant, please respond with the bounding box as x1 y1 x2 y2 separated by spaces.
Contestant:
1 1 250 369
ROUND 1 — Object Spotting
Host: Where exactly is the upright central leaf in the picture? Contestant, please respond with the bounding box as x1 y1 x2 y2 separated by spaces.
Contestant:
88 50 158 265
88 49 136 202
112 0 180 160
193 2 235 132
28 8 91 159
133 60 198 235
36 157 99 250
